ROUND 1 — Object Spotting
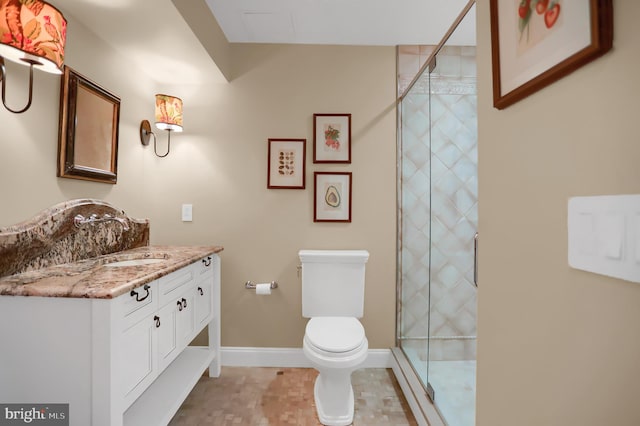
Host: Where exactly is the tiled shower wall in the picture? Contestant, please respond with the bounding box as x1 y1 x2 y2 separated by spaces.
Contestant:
398 45 477 361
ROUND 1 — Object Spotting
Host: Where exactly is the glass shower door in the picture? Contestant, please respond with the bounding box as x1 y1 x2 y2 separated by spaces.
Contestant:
426 41 477 426
397 4 477 425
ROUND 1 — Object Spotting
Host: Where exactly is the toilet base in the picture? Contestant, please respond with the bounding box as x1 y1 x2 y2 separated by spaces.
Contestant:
313 370 355 426
313 373 354 426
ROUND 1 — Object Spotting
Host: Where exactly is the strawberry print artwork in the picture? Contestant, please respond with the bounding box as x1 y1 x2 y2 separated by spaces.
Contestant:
516 0 562 54
324 124 341 151
313 114 351 163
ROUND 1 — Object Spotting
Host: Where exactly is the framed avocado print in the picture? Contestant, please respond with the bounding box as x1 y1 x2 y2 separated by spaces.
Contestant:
314 172 352 223
313 113 351 163
490 0 613 109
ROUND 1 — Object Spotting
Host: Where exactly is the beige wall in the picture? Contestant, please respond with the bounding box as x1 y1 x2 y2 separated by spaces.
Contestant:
213 44 397 348
0 14 397 348
0 13 154 225
476 1 640 425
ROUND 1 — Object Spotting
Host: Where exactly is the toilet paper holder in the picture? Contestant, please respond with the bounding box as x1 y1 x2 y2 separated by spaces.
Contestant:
245 281 278 290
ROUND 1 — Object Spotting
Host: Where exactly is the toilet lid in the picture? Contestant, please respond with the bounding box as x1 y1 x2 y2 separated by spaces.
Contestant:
305 317 365 353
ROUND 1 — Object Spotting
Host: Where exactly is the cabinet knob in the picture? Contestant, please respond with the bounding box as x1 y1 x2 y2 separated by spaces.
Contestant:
177 300 183 311
130 284 150 302
197 287 203 296
202 256 212 267
154 315 160 328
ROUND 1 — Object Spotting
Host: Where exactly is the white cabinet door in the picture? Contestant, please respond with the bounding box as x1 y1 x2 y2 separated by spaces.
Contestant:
157 299 179 372
176 290 195 346
157 287 196 371
120 314 158 408
195 278 213 329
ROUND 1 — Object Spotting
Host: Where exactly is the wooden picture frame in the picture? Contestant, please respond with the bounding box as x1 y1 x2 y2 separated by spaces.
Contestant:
490 0 613 109
57 66 121 184
267 138 306 189
313 113 351 163
314 172 352 223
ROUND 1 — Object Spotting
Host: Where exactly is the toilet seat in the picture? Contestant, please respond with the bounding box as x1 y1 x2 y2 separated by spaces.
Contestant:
302 317 369 370
305 317 365 353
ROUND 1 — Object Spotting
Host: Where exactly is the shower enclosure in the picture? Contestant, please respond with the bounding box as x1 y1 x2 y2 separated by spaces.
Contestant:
396 2 477 425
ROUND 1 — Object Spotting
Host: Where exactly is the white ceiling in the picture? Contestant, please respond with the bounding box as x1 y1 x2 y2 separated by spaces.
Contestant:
205 0 476 46
52 0 476 85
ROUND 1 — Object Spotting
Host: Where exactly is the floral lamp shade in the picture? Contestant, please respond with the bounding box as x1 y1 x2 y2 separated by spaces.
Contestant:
155 94 183 132
0 0 66 74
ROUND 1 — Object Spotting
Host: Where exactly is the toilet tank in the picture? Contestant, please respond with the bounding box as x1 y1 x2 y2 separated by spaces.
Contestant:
299 249 369 318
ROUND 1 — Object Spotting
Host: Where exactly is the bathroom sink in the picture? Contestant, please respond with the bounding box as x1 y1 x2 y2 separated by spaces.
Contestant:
104 258 166 267
101 252 169 268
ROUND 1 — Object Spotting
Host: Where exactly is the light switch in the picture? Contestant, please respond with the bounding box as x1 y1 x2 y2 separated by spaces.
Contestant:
601 213 623 260
181 204 193 222
568 195 640 283
574 212 596 256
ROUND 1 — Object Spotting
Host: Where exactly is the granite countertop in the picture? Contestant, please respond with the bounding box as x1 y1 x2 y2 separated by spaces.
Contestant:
0 245 223 299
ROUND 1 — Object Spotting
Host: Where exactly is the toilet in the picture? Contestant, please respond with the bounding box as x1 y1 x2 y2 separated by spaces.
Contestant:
299 249 370 426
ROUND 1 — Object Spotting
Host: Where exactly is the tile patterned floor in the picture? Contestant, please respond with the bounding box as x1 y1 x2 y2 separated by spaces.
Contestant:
428 361 476 426
403 345 476 426
169 367 418 426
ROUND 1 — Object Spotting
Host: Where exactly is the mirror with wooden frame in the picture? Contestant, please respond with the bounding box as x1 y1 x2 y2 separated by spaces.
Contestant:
57 66 120 184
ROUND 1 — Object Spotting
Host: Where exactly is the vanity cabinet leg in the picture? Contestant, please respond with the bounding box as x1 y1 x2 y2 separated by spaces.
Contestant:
208 320 221 378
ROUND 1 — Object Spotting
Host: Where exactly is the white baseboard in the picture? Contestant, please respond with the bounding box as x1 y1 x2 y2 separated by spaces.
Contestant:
221 346 392 369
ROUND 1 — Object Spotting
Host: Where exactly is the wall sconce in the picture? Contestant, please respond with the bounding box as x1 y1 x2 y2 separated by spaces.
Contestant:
140 94 183 158
0 1 67 114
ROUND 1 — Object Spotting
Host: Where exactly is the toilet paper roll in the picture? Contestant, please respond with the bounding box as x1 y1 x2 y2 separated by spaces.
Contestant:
255 283 271 295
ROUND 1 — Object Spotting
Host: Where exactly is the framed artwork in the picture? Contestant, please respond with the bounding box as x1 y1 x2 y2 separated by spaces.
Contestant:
58 66 121 183
490 0 613 109
314 172 352 222
313 113 351 163
267 138 306 189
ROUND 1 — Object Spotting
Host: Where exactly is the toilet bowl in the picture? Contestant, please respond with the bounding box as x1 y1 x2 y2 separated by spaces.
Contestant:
299 249 370 426
303 317 368 426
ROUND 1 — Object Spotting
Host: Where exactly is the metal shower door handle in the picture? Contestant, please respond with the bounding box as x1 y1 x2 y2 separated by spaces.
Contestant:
473 232 478 287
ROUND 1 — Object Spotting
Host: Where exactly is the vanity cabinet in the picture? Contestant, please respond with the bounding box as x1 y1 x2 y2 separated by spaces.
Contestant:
0 254 221 426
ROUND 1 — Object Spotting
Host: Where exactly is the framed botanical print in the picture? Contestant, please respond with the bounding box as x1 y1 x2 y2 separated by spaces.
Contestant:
313 113 351 163
490 0 613 109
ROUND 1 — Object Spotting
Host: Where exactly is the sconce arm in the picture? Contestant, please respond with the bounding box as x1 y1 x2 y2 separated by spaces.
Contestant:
140 119 174 158
154 129 172 158
0 58 35 114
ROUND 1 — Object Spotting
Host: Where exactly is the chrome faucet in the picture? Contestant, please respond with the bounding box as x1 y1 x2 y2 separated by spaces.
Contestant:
74 213 130 231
